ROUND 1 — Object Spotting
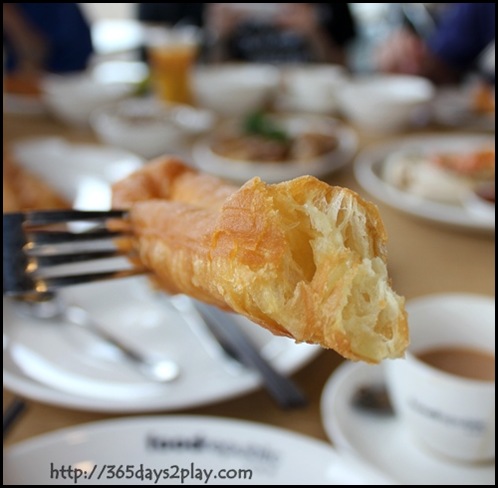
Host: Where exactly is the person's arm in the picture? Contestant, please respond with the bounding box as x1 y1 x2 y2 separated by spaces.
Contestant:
376 28 460 84
3 3 48 75
377 4 495 85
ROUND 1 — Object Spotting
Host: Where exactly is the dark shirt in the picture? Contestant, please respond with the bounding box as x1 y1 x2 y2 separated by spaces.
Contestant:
427 3 495 80
4 3 94 74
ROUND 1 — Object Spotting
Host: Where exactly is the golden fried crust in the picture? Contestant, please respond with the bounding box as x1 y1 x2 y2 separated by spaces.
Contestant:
112 159 409 363
112 156 238 210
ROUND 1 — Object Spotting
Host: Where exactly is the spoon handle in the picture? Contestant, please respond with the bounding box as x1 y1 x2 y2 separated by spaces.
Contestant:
62 304 180 383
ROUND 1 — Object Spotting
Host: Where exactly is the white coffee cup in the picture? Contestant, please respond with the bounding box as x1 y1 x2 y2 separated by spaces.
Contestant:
384 293 495 463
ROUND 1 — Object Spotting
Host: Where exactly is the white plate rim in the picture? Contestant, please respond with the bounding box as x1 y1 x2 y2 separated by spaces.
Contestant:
4 414 393 485
432 87 495 131
353 133 495 233
3 277 321 413
192 116 358 184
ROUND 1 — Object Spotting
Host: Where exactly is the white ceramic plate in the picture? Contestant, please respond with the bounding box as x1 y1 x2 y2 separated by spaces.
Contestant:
3 415 393 485
432 87 495 132
320 294 496 486
3 277 319 412
353 134 495 233
4 137 319 412
192 116 358 184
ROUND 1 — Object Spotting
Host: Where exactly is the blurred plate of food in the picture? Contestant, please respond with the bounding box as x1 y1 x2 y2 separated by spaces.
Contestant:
354 134 495 233
4 415 393 485
3 72 47 115
432 82 495 131
192 112 358 184
7 137 144 211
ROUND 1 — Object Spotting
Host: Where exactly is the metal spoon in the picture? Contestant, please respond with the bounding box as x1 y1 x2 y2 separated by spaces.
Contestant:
11 292 180 383
351 383 394 416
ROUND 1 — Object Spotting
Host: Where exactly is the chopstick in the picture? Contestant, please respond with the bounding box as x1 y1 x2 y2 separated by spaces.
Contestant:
3 397 27 440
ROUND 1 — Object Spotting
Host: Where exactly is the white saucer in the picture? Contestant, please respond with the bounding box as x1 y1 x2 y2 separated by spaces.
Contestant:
321 361 495 485
4 415 392 485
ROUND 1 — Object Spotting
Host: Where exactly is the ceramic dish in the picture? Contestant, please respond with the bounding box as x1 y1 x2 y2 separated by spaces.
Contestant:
192 114 358 184
4 415 392 485
353 134 495 233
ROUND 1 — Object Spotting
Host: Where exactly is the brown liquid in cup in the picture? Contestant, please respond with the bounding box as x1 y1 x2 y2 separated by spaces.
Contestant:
417 346 495 381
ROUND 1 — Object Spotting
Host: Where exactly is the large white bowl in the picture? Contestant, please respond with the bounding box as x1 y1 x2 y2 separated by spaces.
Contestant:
91 97 215 159
192 63 281 117
338 74 435 134
41 71 136 127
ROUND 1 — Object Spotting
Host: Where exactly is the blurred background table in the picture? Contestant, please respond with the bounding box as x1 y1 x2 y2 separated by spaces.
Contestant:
3 106 494 449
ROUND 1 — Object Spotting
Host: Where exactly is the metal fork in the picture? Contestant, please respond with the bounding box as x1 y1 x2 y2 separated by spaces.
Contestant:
3 209 180 383
3 209 145 297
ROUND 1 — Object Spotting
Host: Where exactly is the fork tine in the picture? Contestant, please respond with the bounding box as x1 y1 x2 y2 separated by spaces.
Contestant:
3 210 146 297
28 249 128 266
27 229 126 245
38 268 148 290
3 213 34 296
24 209 128 225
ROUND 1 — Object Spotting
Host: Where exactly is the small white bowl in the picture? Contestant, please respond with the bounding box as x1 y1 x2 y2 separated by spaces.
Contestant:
279 64 348 114
192 64 280 117
41 71 135 127
338 75 435 134
91 97 214 159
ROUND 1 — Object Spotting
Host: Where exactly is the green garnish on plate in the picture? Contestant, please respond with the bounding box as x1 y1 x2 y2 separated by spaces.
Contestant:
243 111 290 142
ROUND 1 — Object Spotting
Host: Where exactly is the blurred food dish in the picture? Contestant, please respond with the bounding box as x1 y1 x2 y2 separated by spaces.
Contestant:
9 137 144 211
3 148 70 212
3 73 47 115
192 63 280 117
354 134 495 233
432 84 495 131
192 112 358 183
91 97 215 159
338 74 435 134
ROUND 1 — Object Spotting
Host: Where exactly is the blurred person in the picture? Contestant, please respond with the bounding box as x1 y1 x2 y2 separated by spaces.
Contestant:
204 3 356 66
3 2 94 91
136 3 357 67
376 3 495 85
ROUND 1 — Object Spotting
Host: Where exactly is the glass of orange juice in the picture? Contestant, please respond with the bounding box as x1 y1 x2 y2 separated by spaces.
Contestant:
145 26 199 105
